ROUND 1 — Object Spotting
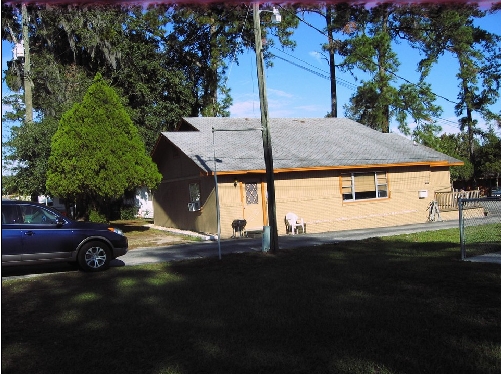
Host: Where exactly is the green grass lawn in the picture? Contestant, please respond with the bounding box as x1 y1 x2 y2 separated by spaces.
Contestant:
2 228 500 374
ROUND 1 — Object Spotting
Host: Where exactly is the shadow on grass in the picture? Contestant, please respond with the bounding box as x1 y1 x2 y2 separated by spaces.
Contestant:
2 238 501 374
1 262 80 277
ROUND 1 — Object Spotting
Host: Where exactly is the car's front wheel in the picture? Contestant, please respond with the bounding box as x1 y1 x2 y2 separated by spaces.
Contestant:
78 241 111 272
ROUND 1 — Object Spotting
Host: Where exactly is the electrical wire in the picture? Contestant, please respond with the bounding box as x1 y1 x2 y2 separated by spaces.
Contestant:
267 48 464 129
271 5 470 128
269 46 358 90
278 5 462 106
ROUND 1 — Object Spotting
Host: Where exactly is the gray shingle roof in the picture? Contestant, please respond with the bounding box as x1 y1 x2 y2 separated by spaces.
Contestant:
159 117 462 174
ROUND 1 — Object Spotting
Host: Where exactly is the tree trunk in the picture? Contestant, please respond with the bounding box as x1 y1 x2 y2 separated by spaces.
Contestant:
202 22 218 116
459 70 475 164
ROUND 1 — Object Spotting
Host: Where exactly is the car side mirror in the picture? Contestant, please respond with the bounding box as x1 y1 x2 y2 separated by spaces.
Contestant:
56 218 65 227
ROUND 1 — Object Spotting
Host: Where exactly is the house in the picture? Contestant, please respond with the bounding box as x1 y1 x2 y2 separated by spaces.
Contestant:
151 117 463 239
134 187 153 219
38 195 68 215
37 188 153 219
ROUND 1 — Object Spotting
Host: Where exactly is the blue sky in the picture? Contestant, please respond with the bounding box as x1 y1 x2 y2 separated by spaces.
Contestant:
2 5 500 144
226 8 501 137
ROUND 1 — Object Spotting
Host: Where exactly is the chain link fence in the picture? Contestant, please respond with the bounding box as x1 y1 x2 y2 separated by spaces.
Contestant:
459 197 501 260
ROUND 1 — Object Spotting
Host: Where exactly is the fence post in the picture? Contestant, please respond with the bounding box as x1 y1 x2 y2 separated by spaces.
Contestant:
458 197 465 260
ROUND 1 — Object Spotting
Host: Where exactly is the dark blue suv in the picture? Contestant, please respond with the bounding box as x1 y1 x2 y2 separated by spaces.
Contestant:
1 200 128 271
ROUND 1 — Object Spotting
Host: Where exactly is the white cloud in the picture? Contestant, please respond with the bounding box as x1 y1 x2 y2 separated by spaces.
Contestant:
267 88 293 98
230 98 297 118
309 51 322 62
269 107 296 118
296 104 325 113
230 87 298 117
229 100 260 118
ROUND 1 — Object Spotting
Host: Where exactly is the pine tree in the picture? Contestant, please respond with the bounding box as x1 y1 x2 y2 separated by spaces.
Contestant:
476 127 501 188
340 4 442 133
403 4 501 162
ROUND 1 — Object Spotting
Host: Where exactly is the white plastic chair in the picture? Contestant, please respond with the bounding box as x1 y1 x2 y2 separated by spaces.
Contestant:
285 212 304 235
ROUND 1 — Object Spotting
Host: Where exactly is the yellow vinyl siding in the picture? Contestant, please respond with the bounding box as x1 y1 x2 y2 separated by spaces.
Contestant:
270 167 452 236
154 143 455 238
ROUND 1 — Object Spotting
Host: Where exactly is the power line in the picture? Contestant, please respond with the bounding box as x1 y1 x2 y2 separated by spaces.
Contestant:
269 46 463 129
268 48 358 90
268 7 471 129
279 6 461 107
270 53 329 79
271 45 327 74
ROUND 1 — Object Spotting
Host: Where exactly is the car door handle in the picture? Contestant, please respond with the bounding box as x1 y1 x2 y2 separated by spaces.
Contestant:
24 231 35 236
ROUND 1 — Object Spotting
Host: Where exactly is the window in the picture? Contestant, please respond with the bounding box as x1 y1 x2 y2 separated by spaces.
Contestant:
2 205 23 224
245 183 258 204
20 205 58 224
188 182 201 211
189 183 200 203
341 172 388 201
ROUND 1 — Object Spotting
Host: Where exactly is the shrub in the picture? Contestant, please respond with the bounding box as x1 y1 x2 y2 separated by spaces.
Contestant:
89 209 108 223
120 206 138 220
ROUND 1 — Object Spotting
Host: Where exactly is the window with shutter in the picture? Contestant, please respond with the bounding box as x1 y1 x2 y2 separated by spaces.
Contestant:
341 172 388 201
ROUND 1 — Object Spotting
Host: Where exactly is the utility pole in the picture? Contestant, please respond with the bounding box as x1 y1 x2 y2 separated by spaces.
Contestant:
253 3 279 253
22 3 33 123
326 5 337 117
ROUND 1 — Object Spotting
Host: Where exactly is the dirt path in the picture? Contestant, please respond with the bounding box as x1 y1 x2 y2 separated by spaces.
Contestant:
122 223 207 249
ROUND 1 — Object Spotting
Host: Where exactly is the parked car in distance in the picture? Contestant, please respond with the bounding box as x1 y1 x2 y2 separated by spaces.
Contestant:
491 188 501 198
1 200 128 271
